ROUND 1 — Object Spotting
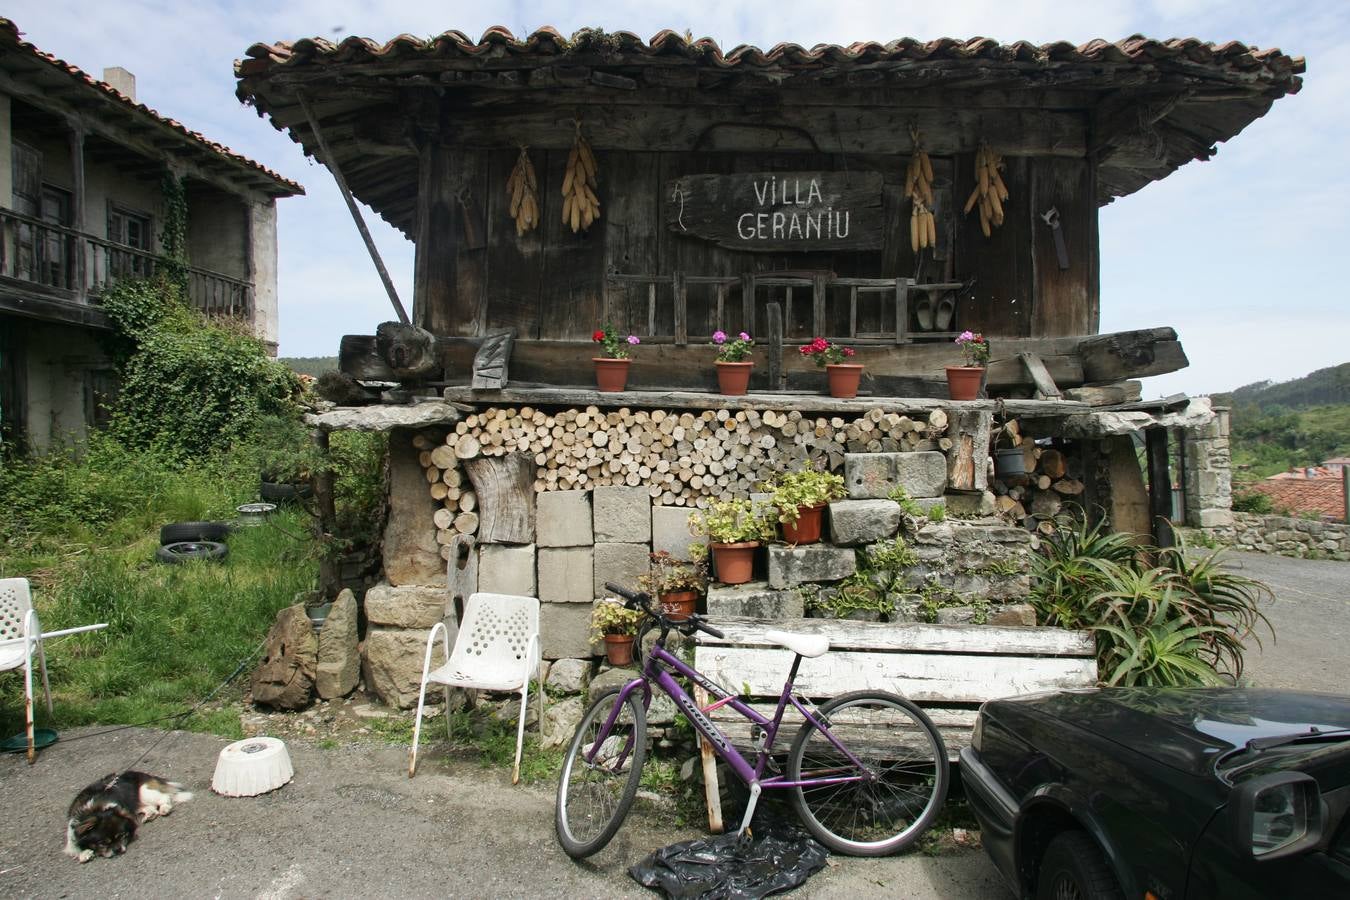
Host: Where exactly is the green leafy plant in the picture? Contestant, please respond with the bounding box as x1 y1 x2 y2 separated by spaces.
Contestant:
711 330 755 363
638 551 705 595
590 600 643 640
954 330 990 367
926 503 946 522
690 498 774 545
864 536 919 570
592 322 640 359
762 469 845 525
1230 489 1273 514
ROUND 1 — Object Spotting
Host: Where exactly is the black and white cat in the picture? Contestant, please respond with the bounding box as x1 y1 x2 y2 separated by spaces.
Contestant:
63 771 192 862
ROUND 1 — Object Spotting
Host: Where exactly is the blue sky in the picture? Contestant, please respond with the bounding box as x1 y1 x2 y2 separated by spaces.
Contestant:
8 1 1348 397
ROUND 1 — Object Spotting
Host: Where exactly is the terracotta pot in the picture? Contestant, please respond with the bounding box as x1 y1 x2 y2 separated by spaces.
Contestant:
945 366 985 401
715 361 753 396
710 541 758 585
603 633 635 667
593 357 631 392
658 590 699 622
825 363 864 399
780 503 826 545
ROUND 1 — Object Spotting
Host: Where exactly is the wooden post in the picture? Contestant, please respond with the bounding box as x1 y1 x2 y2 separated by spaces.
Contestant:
296 92 410 325
693 684 725 834
66 122 86 299
740 272 756 335
894 278 909 344
312 427 341 595
1146 427 1175 548
765 302 784 392
1343 465 1348 524
672 270 688 346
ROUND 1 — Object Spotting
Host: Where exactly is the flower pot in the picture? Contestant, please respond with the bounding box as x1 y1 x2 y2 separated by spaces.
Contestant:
658 590 699 622
710 541 758 585
780 503 826 545
603 634 636 667
593 358 631 392
715 361 753 396
825 364 864 399
994 447 1028 478
945 366 985 401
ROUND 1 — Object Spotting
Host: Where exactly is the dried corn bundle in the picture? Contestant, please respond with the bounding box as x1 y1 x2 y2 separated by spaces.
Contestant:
906 129 937 252
964 140 1009 238
561 122 600 233
506 147 539 236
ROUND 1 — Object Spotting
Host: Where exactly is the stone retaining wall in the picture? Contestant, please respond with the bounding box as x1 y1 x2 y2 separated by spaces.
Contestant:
1226 512 1350 560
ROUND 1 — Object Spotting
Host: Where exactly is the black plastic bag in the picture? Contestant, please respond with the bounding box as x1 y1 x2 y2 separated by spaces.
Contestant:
629 816 829 899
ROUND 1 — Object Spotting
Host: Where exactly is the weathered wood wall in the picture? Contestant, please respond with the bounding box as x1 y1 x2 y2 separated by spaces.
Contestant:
413 141 1098 344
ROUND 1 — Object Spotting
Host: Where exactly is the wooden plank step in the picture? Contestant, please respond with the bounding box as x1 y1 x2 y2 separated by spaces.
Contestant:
698 616 1094 657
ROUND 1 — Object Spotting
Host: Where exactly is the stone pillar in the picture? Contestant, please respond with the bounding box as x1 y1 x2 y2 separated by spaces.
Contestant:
382 429 445 586
1182 406 1234 535
248 199 280 353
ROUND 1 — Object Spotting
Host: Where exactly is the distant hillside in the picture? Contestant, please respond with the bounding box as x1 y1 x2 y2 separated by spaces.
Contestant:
1214 362 1350 413
280 356 338 378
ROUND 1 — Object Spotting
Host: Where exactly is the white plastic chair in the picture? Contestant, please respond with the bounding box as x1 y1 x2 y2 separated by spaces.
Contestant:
0 578 52 764
408 592 542 784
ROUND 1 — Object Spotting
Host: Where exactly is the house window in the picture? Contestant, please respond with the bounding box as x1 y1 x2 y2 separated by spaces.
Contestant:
107 203 153 279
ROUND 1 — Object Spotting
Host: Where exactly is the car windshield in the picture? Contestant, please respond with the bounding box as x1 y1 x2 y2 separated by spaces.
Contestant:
1217 729 1350 783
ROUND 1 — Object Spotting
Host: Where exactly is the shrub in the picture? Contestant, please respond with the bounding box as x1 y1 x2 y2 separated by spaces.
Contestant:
1231 490 1274 514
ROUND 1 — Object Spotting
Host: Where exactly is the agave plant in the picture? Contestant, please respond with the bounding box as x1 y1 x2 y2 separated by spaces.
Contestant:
1092 595 1229 687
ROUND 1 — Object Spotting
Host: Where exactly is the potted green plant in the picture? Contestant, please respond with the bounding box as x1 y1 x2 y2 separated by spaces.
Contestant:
711 330 755 395
592 322 640 392
799 337 862 398
947 331 989 401
690 498 774 585
764 469 846 545
638 551 705 621
590 600 643 666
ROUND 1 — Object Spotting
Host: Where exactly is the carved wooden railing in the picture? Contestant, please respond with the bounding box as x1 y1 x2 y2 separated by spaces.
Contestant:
605 270 965 346
0 208 253 321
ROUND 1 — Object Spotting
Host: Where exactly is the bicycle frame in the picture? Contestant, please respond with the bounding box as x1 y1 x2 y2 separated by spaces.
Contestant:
586 635 873 830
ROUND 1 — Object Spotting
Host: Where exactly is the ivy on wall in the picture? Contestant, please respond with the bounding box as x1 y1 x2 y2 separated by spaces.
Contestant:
159 171 189 291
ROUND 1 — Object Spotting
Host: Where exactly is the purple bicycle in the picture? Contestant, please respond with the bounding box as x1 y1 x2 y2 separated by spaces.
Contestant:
555 582 949 858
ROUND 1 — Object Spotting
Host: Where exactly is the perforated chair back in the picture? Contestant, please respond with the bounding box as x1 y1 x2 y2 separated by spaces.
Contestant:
447 592 540 686
0 578 34 670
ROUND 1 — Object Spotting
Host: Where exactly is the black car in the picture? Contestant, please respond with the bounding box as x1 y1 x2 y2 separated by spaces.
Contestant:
960 688 1350 899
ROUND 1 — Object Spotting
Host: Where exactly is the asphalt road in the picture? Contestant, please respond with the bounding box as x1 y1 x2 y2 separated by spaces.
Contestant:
0 726 1004 899
1218 550 1350 694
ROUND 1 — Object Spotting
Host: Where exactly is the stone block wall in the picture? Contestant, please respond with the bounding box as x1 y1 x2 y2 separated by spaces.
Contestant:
1183 406 1234 531
1227 513 1350 560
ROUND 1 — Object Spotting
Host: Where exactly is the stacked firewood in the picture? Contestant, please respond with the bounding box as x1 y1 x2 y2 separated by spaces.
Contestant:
991 444 1085 534
414 405 951 546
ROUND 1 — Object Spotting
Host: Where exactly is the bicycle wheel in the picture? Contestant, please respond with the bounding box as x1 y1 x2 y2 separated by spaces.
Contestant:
555 686 647 859
787 690 949 856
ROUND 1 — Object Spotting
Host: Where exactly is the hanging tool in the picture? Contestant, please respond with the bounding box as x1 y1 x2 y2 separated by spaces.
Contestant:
1040 207 1070 270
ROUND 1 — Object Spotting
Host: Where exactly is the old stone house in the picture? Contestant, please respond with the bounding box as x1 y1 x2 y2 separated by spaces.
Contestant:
0 17 302 451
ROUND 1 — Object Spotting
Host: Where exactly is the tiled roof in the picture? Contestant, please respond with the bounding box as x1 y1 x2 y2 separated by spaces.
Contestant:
0 18 302 195
1249 478 1346 521
1269 467 1336 480
237 27 1304 81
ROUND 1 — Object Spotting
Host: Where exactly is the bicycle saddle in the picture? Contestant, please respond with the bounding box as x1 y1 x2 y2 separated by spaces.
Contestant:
764 629 829 658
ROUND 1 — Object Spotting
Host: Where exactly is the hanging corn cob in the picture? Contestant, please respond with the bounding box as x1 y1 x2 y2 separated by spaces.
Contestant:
561 121 600 233
906 127 937 252
506 147 539 236
964 140 1009 238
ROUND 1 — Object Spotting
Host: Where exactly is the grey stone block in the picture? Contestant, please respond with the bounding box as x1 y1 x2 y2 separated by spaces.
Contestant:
989 603 1037 627
316 590 359 700
828 499 902 546
362 627 431 709
537 490 593 547
706 582 804 618
768 545 856 589
593 542 653 598
935 606 977 625
537 547 595 604
593 485 652 543
545 657 592 693
652 506 705 559
364 582 447 628
944 491 995 517
1199 508 1235 528
540 602 593 660
845 452 947 500
478 544 537 597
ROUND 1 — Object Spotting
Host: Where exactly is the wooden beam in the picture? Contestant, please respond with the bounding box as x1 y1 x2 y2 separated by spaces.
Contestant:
1018 352 1062 399
1146 427 1175 548
298 91 409 324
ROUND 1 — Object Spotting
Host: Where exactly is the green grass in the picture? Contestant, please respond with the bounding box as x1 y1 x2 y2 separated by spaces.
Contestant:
0 445 320 739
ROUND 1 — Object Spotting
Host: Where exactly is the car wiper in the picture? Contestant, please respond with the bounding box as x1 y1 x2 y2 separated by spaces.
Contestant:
1245 728 1350 753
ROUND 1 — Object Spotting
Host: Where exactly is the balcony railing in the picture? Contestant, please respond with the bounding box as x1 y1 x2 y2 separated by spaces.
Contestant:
0 208 253 321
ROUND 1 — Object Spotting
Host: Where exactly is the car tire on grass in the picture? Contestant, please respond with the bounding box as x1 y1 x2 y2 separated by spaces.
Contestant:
155 541 229 565
159 521 231 545
260 479 313 503
1035 831 1123 900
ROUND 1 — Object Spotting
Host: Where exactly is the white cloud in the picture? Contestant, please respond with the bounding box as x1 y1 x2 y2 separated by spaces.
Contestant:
6 0 1346 392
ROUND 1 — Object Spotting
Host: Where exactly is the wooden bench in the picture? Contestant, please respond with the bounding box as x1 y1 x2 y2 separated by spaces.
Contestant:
691 616 1097 831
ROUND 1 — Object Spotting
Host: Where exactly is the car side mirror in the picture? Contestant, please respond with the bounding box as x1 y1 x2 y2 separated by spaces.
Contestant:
1231 772 1325 862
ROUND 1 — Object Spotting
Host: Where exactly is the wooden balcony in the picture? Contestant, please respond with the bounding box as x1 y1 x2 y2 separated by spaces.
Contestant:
0 208 253 326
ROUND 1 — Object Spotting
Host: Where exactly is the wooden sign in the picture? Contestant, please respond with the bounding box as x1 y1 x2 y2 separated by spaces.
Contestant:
666 172 883 252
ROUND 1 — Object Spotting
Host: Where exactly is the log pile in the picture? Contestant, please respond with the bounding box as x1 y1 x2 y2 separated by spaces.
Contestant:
413 405 951 554
991 442 1085 534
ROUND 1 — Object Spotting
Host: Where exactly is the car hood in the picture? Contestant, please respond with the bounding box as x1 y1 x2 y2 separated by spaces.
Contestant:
1003 688 1350 777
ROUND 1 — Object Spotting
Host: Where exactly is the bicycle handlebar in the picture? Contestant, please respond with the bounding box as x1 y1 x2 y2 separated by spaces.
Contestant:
603 582 725 639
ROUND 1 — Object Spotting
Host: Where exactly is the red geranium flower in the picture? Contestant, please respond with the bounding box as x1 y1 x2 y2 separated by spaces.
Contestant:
592 330 606 342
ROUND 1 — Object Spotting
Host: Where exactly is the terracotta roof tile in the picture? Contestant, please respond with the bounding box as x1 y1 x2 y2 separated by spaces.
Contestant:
1 17 301 195
1249 478 1346 521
